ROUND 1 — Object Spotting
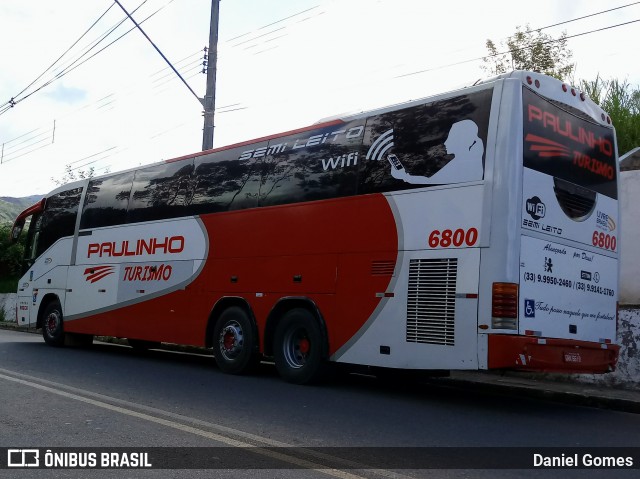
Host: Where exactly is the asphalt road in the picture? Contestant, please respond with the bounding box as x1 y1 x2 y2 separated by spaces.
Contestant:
1 328 639 479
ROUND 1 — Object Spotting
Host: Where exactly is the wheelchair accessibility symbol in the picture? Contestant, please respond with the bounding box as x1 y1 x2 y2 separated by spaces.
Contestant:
524 299 535 318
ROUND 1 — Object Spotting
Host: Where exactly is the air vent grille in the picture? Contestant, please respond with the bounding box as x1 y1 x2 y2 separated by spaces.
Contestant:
371 260 395 276
553 177 596 221
406 258 457 346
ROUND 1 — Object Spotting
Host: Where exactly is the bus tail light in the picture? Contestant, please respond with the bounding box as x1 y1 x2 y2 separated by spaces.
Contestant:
492 282 518 329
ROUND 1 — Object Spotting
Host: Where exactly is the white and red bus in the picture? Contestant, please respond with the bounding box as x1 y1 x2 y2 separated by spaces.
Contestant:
12 70 620 384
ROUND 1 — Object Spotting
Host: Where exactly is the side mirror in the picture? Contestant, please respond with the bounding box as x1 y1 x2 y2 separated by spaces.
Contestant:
10 219 24 242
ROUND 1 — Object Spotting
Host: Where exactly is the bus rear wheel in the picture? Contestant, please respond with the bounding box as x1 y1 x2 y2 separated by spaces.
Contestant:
42 300 65 347
212 306 258 375
273 308 327 385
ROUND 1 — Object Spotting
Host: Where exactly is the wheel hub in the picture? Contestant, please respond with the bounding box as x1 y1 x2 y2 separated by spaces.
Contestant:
219 322 244 360
46 312 60 334
298 338 310 355
283 328 310 369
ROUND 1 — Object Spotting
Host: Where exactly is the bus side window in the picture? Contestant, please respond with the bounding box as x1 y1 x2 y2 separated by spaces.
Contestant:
256 121 362 207
359 90 492 194
80 172 134 230
36 187 83 257
128 160 195 223
189 148 261 214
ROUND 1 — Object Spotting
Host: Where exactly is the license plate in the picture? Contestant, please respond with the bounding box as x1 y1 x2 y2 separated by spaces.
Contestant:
564 351 582 363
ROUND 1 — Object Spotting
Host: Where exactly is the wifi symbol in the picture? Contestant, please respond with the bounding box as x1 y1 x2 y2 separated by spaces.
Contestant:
366 129 394 161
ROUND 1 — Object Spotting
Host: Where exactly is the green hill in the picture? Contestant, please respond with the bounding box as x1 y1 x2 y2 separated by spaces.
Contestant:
0 195 44 224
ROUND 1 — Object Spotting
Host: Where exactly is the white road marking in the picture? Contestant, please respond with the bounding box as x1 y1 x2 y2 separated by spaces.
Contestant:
0 367 412 479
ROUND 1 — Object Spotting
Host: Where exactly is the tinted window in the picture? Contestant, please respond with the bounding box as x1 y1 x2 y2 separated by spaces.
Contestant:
359 89 493 194
128 160 194 223
189 146 264 214
80 172 134 229
255 121 362 207
523 87 617 199
37 187 82 256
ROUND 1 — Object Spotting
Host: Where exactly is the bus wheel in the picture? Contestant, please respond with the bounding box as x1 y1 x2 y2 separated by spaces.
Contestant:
42 300 65 347
212 306 258 375
273 308 326 385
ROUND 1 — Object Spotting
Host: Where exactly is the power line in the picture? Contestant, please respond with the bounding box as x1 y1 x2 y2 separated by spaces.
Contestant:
0 52 214 161
113 0 201 105
12 1 159 107
1 137 52 164
0 3 116 111
4 1 638 172
0 2 322 118
396 17 640 79
382 1 640 81
225 5 320 42
0 0 174 117
536 1 640 31
49 1 151 78
222 6 325 53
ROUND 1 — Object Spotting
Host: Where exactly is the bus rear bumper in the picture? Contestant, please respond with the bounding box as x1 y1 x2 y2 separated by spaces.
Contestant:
487 335 620 374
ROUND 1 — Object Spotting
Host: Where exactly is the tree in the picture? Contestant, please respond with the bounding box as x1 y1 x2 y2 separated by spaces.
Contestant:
482 25 574 81
483 26 639 155
0 223 25 278
580 76 640 157
51 164 96 187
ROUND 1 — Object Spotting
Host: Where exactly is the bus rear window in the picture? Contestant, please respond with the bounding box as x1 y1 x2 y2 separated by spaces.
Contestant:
523 87 617 199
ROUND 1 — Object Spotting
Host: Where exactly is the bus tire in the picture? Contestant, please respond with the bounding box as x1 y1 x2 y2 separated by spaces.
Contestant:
212 306 258 375
273 308 327 385
42 300 65 347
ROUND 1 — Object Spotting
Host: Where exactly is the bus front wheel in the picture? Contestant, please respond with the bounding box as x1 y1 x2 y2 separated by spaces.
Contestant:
273 308 327 385
212 306 258 375
42 300 65 347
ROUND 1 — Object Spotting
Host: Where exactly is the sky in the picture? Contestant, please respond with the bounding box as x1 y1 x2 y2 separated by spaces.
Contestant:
0 0 639 198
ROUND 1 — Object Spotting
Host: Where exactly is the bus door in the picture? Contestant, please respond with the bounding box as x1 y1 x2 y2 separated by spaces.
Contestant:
12 202 44 327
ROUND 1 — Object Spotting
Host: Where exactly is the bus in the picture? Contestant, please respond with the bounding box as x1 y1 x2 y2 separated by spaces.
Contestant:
11 70 620 384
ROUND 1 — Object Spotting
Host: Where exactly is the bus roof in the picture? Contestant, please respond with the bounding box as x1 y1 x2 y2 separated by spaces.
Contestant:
43 70 613 198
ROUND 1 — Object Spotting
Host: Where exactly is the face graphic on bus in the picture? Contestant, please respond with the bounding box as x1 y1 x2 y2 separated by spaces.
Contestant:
388 119 484 185
444 119 483 161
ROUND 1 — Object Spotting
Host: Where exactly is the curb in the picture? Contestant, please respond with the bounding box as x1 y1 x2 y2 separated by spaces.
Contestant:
0 321 33 333
431 373 640 414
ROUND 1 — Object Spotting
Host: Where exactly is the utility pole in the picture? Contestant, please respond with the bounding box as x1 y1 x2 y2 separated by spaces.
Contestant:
202 0 220 151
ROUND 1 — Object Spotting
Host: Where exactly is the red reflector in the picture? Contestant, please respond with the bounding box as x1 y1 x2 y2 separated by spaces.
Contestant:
492 282 518 318
562 84 568 92
526 76 533 85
